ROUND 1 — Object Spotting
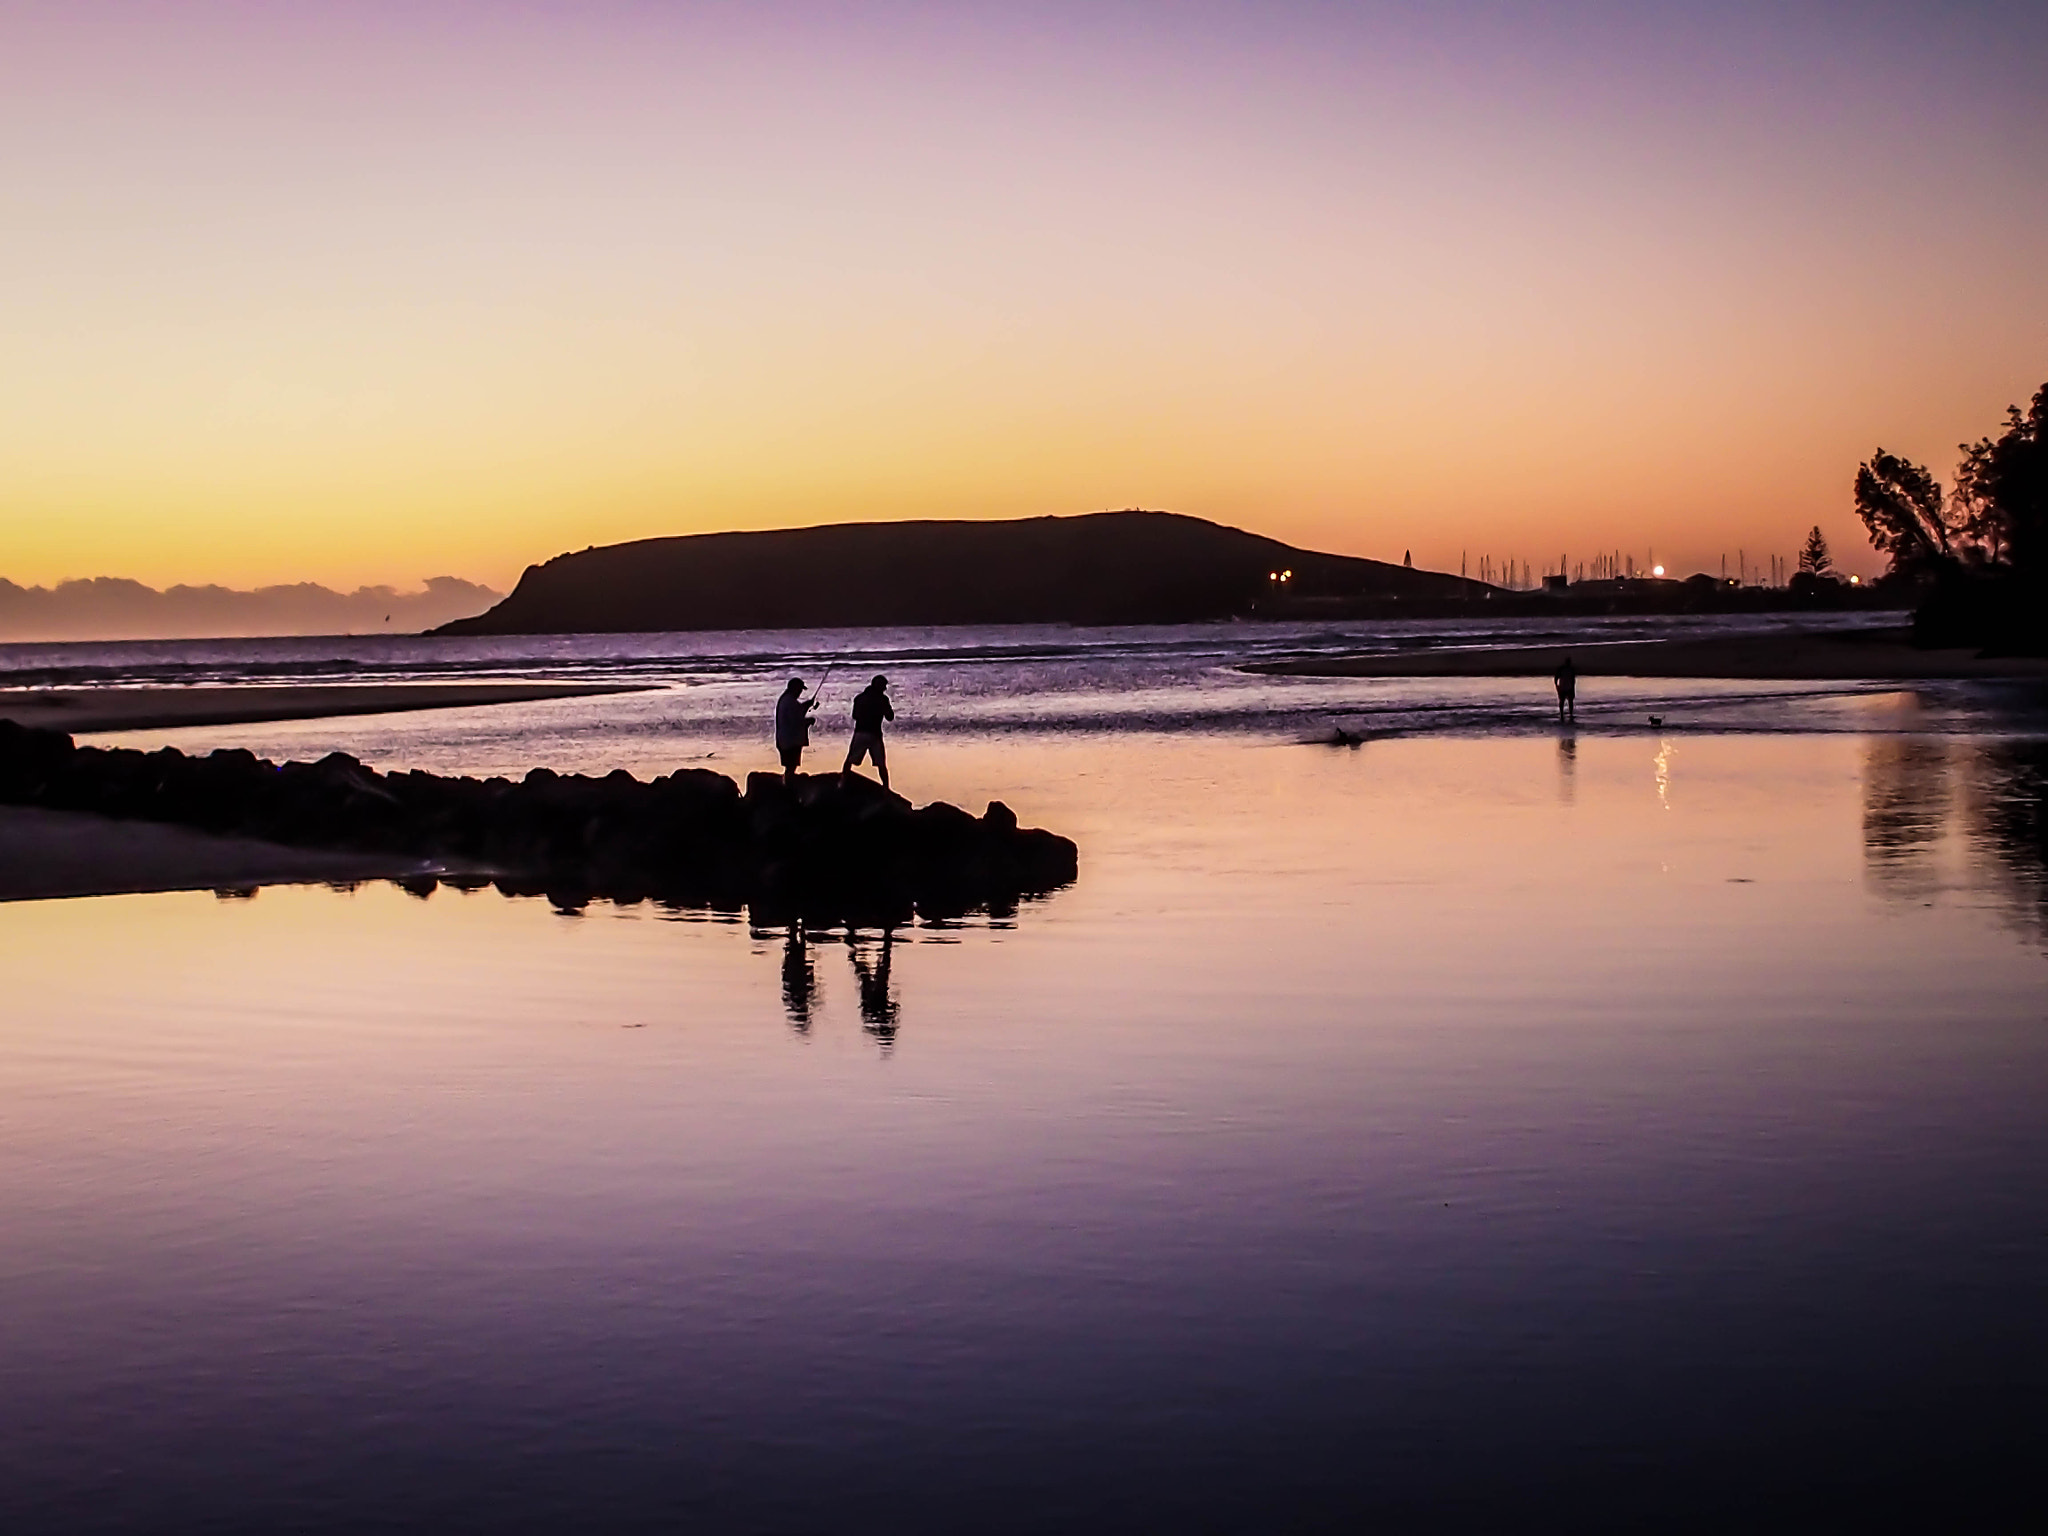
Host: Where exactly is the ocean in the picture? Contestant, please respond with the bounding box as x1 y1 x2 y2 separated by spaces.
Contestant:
2 614 2045 1530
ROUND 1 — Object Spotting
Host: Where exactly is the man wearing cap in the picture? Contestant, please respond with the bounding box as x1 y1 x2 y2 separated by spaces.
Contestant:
774 677 818 782
841 675 895 791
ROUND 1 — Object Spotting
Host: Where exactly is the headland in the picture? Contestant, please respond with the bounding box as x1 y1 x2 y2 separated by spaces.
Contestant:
433 510 1485 635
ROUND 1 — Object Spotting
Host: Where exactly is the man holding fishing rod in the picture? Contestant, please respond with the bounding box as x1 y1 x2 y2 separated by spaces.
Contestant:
774 670 827 781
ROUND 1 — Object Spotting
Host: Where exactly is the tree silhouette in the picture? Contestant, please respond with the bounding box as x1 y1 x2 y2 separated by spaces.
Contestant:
1953 383 2048 574
1798 525 1833 576
1856 384 2048 581
1853 451 1950 576
1861 381 2048 651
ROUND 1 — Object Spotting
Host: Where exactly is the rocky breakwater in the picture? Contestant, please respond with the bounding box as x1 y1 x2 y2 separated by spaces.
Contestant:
0 720 1078 921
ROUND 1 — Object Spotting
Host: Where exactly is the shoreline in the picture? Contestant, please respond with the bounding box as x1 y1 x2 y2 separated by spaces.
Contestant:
0 681 653 734
1246 626 2048 681
0 805 458 903
0 682 648 901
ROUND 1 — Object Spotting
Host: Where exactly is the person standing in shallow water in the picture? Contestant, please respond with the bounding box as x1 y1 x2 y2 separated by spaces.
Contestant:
842 675 894 791
1553 656 1577 724
774 677 818 781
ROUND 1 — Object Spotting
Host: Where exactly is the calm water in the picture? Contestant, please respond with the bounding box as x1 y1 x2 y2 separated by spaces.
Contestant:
3 622 2046 1531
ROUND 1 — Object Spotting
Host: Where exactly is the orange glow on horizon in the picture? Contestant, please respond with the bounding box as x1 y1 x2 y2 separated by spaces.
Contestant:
1 3 2041 594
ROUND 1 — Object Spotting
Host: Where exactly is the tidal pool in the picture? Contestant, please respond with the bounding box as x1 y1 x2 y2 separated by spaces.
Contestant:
3 700 2045 1530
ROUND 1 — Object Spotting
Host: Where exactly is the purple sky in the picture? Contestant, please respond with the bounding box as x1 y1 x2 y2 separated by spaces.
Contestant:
2 1 2043 585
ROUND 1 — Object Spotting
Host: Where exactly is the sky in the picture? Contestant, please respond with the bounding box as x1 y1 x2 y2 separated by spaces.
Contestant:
2 0 2044 589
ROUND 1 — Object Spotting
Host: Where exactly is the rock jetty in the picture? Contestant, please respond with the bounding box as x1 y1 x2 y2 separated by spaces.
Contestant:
0 720 1077 922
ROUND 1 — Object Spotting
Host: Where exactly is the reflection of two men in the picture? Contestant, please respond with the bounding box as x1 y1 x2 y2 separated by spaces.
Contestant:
779 925 901 1044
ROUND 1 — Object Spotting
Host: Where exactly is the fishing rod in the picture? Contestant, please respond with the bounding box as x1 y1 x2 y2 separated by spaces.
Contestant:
804 662 836 709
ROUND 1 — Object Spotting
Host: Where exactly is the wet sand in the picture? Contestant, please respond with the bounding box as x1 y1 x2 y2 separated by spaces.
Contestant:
0 682 635 900
0 805 450 903
0 681 651 734
1247 625 2048 680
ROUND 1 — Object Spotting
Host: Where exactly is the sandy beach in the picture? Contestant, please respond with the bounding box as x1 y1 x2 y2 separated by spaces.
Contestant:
0 805 453 903
1246 625 2048 680
0 681 641 900
0 681 651 734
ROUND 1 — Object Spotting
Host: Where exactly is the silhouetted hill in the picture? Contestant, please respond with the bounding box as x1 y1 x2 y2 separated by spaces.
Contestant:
435 512 1482 636
0 576 501 643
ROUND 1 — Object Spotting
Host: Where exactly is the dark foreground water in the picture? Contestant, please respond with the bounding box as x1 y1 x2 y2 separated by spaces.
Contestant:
3 620 2046 1531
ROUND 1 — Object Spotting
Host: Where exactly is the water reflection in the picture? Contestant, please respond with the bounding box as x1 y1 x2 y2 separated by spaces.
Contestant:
224 869 1036 1051
764 924 909 1047
1863 738 1953 901
8 728 2048 1532
1555 733 1576 804
1864 735 2048 936
1964 740 2048 937
781 926 819 1034
849 930 901 1051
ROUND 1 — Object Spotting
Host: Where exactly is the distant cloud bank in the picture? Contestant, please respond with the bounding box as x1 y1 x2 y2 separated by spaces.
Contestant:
0 576 502 642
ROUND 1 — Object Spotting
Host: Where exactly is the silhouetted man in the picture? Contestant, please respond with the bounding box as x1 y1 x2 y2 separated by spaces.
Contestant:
1553 656 1577 723
775 677 818 781
842 675 894 790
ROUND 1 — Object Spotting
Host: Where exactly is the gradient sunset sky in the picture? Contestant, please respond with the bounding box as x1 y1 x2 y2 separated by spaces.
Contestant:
3 0 2044 589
